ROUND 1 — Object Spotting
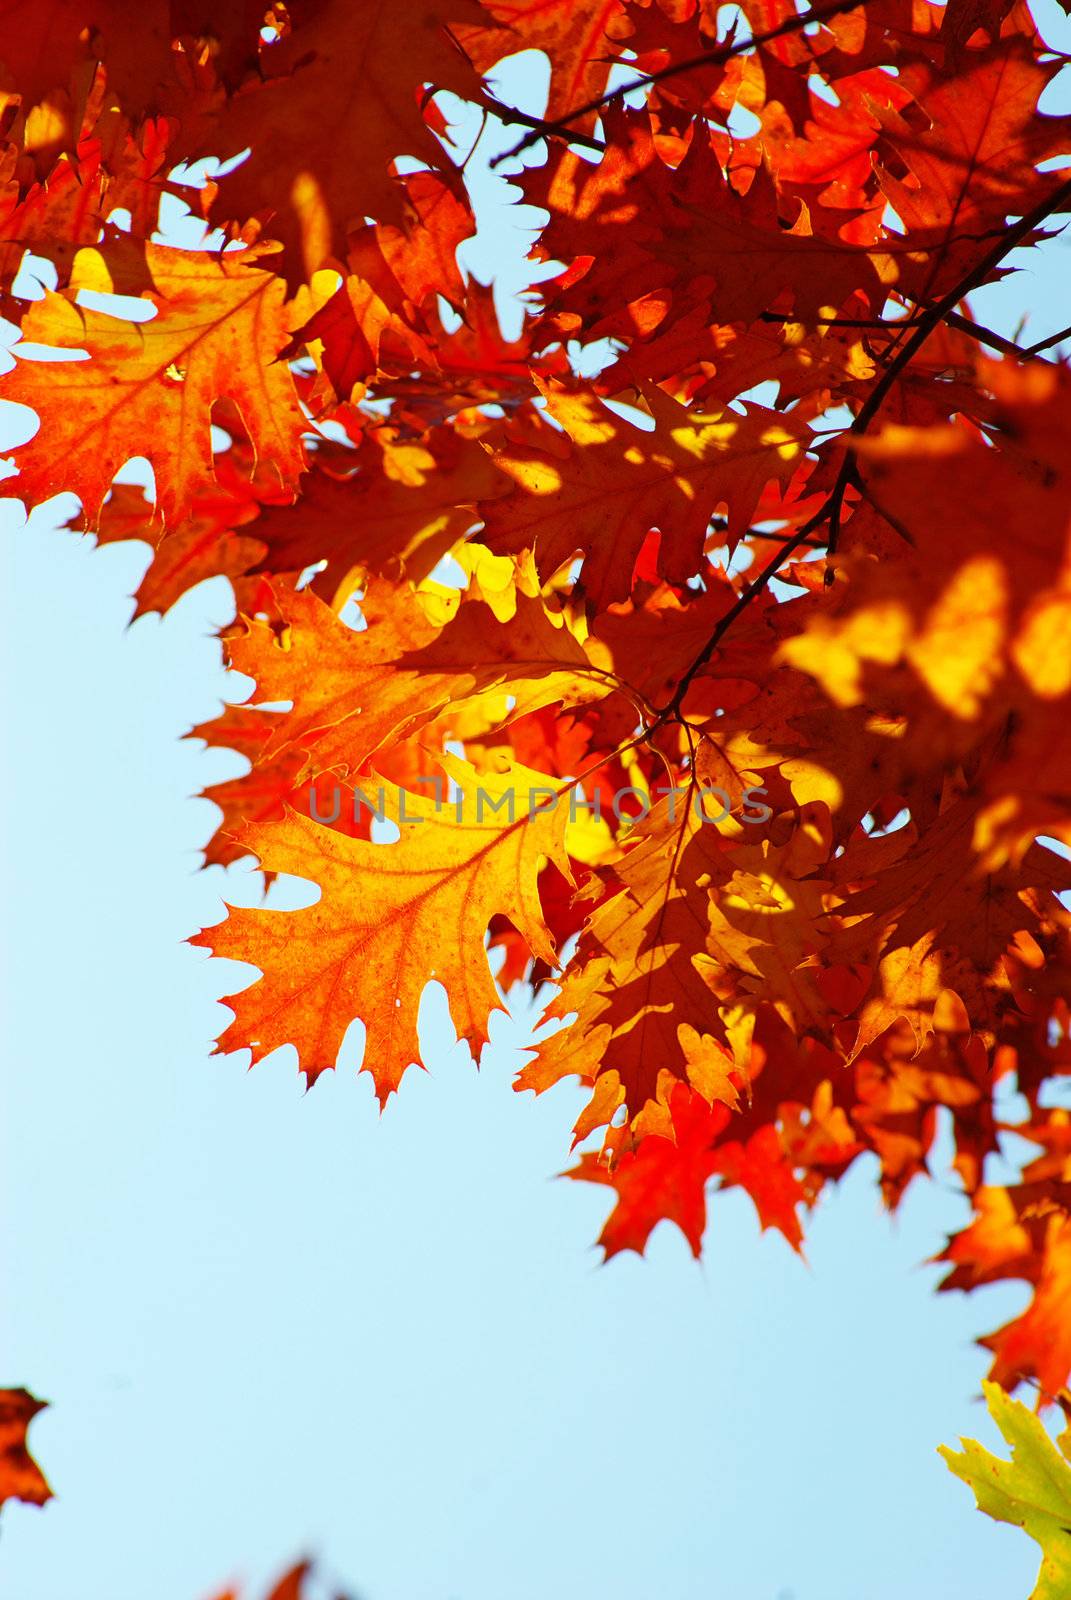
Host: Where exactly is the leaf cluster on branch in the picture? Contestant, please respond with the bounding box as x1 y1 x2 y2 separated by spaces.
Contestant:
2 0 1071 1432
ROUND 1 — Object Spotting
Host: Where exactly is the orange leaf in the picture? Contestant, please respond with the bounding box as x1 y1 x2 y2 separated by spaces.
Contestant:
0 1389 52 1513
195 758 572 1102
3 241 305 526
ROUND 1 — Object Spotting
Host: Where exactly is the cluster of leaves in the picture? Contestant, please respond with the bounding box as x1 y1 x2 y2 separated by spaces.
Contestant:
3 0 1071 1465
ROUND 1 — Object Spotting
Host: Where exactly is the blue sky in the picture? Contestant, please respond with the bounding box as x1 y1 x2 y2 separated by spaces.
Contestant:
3 17 1071 1599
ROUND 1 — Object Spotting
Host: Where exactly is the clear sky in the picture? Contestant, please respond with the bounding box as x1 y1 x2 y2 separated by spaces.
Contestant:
2 16 1070 1599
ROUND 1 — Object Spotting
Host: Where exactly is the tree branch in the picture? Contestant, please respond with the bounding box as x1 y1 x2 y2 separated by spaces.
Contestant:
822 176 1071 559
944 309 1029 357
646 176 1071 731
1023 321 1071 356
476 92 605 156
491 0 864 168
759 307 1043 359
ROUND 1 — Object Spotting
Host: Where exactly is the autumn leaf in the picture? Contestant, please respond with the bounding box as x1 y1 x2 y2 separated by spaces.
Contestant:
194 758 572 1102
219 574 608 785
518 783 734 1130
482 377 810 608
246 421 508 599
2 241 305 526
202 0 495 282
0 1389 52 1513
84 473 272 618
530 108 887 347
876 22 1071 299
937 1186 1071 1403
941 1381 1071 1600
209 1556 358 1600
565 1082 730 1258
695 806 836 1046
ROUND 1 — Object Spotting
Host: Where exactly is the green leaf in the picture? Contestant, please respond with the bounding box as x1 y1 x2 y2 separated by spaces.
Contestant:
940 1381 1071 1600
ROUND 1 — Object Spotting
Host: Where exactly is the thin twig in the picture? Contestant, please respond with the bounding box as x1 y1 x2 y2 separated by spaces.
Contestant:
1023 321 1071 356
944 309 1030 358
648 521 819 729
491 0 864 167
746 529 828 548
759 307 1041 359
644 176 1071 729
759 311 917 332
477 92 605 156
822 176 1071 560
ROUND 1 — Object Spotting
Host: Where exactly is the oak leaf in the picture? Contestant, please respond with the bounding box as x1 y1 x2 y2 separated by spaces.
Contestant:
0 1389 52 1513
876 26 1071 299
2 241 305 525
203 0 495 282
565 1083 730 1258
941 1381 1071 1600
194 759 572 1102
483 378 810 608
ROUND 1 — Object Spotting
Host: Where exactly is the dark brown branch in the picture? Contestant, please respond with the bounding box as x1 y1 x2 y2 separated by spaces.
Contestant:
746 529 828 548
477 92 605 156
707 513 825 549
944 309 1029 357
759 307 1038 359
646 176 1071 729
1023 321 1071 356
648 522 820 728
490 0 865 167
759 311 914 331
822 177 1071 559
